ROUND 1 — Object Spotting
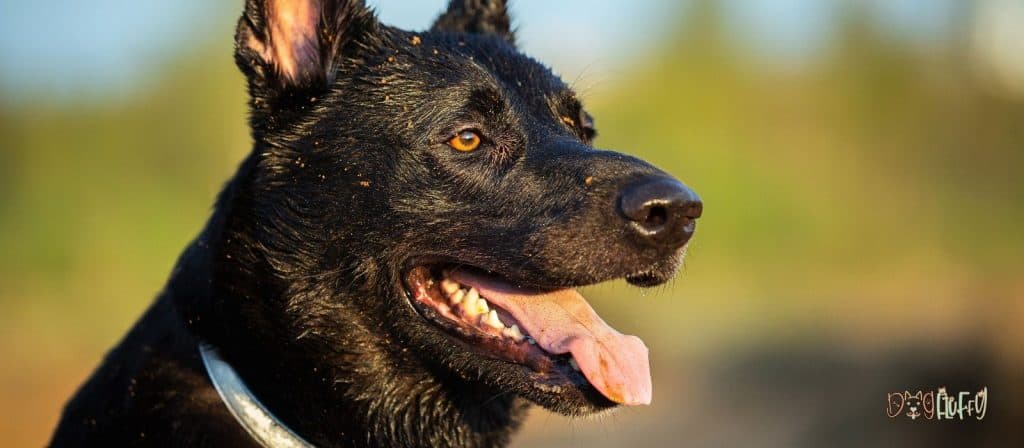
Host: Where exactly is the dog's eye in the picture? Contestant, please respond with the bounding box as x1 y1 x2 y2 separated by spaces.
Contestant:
448 130 482 152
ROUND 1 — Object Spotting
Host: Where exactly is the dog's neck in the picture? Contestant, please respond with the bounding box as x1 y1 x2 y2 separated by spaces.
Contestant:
199 342 313 447
190 292 528 447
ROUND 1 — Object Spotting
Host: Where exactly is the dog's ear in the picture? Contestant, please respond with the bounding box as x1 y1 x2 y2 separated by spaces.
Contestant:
431 0 514 44
235 0 379 118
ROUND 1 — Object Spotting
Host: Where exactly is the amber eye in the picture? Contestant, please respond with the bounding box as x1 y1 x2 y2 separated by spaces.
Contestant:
448 130 482 152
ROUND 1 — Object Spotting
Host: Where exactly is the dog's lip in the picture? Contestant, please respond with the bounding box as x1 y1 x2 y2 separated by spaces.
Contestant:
401 255 673 291
401 256 557 291
624 270 670 287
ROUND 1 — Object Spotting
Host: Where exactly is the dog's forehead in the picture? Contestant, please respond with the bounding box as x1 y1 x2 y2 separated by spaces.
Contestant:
413 32 575 105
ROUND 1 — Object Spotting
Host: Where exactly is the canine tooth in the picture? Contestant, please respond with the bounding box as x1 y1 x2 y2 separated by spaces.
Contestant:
503 324 524 342
440 279 460 295
464 288 479 306
569 358 580 372
477 298 489 314
450 289 464 304
462 289 478 314
485 310 504 329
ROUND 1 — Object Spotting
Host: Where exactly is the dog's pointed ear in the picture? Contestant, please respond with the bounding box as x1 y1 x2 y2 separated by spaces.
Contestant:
431 0 514 44
235 0 379 100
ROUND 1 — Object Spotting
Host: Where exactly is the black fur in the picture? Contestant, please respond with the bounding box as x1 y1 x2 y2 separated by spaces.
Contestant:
51 1 698 446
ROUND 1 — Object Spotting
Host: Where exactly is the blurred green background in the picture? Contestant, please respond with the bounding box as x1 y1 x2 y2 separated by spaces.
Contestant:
2 1 1022 446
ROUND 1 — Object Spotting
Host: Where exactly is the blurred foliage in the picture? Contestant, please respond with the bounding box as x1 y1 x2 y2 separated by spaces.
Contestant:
1 2 1022 446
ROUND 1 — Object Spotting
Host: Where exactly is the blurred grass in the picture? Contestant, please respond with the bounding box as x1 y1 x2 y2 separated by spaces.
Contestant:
2 3 1022 446
1 46 249 350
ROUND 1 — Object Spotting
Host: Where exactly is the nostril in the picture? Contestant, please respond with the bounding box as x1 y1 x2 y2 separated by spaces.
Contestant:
644 205 668 228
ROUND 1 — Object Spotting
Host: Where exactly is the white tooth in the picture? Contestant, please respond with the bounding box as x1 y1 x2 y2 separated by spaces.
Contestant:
569 358 580 371
441 279 460 295
486 310 504 329
465 288 479 306
450 289 464 304
503 324 524 342
477 298 489 314
462 289 478 314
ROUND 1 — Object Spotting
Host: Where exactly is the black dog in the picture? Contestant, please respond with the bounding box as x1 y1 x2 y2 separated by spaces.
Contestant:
51 1 702 446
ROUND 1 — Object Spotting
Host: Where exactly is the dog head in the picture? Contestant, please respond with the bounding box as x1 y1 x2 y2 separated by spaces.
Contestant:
903 390 934 420
218 0 701 419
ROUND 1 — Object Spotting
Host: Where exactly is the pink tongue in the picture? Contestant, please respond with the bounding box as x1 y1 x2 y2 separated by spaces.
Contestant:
451 270 652 405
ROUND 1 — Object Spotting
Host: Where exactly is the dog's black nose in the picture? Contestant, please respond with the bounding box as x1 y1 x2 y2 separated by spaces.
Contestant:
618 178 702 248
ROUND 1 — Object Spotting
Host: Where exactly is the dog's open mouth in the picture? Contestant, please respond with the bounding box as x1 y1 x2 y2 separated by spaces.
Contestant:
405 265 651 406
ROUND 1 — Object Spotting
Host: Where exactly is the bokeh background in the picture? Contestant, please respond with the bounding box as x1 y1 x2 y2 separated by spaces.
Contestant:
2 0 1023 446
